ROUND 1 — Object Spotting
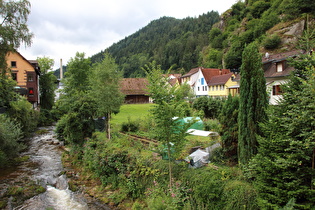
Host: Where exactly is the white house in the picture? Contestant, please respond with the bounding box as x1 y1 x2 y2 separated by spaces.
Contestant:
181 67 231 97
262 50 303 105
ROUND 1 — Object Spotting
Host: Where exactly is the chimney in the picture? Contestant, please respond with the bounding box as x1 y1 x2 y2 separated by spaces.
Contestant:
60 59 63 79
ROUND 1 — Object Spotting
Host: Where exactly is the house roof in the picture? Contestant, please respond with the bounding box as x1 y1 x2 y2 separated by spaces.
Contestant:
262 50 302 64
208 72 234 86
201 68 230 82
182 67 200 78
120 78 149 95
181 67 231 82
167 74 182 86
12 51 41 75
262 50 303 78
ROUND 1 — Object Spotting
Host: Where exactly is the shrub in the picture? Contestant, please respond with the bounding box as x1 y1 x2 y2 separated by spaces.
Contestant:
8 98 39 136
38 109 55 126
223 180 259 209
192 97 224 119
0 114 24 167
121 119 140 132
263 34 281 50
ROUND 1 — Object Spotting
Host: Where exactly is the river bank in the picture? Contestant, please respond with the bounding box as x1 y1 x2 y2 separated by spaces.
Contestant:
0 126 111 210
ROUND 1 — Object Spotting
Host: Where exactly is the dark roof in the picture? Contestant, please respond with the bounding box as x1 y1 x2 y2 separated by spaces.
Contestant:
208 72 234 86
120 78 149 95
182 67 200 78
262 50 303 78
262 50 302 64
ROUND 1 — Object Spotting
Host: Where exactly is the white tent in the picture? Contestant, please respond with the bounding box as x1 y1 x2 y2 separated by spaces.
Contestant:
185 148 209 168
187 129 219 137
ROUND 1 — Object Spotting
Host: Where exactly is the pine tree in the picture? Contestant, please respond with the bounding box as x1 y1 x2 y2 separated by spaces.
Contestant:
238 42 268 165
250 53 315 208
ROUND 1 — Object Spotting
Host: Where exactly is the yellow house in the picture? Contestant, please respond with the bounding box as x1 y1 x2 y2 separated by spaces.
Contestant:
6 51 41 108
208 72 238 98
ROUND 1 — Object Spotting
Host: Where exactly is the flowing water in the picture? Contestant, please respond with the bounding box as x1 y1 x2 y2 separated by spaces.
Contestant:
0 126 110 210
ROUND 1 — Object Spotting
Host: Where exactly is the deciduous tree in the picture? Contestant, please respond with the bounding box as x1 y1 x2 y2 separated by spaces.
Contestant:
0 0 33 75
37 56 56 110
144 61 194 187
89 53 124 139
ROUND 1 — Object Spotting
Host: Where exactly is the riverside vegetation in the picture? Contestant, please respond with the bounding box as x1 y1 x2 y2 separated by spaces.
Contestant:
2 0 315 209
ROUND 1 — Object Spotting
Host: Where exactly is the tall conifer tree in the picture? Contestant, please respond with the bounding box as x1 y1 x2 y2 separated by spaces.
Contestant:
238 42 268 165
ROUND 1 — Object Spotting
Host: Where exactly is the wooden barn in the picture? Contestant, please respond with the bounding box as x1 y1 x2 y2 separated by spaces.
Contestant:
120 78 150 104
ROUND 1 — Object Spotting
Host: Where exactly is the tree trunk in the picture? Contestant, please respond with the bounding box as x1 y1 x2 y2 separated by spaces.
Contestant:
167 143 172 188
106 112 111 140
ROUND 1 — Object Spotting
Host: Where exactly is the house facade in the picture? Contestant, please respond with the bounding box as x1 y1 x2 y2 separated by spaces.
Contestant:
181 67 230 97
208 72 238 98
6 51 41 108
262 50 302 105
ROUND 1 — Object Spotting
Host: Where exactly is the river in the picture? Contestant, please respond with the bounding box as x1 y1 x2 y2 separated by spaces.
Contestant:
0 126 110 210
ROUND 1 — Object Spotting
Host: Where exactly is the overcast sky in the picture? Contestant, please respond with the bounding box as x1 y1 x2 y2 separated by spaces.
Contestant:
19 0 237 70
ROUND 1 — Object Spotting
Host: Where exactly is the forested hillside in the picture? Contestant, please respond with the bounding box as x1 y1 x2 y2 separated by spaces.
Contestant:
90 12 220 77
89 0 315 78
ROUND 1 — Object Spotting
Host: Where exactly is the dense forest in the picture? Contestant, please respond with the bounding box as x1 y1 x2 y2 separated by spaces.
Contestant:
90 12 220 77
87 0 315 78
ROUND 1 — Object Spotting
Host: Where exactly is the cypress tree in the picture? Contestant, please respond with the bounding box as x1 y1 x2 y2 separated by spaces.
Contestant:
219 94 239 164
238 42 268 165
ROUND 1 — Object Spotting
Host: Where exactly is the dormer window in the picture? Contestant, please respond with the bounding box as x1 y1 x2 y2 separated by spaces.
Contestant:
276 62 283 72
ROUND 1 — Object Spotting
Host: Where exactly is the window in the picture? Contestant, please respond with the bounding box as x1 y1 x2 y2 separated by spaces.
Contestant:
28 74 33 81
272 85 282 95
205 86 207 91
216 86 218 91
11 61 17 68
198 87 200 91
201 78 204 85
11 73 17 81
276 62 283 72
28 88 34 96
212 86 214 91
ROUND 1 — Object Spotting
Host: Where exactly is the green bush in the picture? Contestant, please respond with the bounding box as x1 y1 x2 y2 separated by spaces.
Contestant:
223 180 259 210
121 119 140 132
0 114 24 168
8 98 39 136
263 34 281 50
38 109 55 126
192 97 224 119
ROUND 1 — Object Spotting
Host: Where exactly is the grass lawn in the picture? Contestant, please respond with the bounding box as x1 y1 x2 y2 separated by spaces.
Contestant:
111 103 154 126
111 103 217 148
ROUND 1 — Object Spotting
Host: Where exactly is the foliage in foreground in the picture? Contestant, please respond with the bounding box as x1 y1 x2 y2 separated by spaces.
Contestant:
0 114 24 167
248 54 315 209
67 129 259 209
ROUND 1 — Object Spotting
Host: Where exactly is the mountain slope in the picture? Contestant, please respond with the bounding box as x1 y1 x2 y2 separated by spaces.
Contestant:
89 0 315 78
90 12 220 77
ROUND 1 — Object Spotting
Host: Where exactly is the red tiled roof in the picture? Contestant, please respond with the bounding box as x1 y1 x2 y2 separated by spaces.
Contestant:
208 72 234 86
201 68 230 82
120 78 149 95
181 67 231 81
